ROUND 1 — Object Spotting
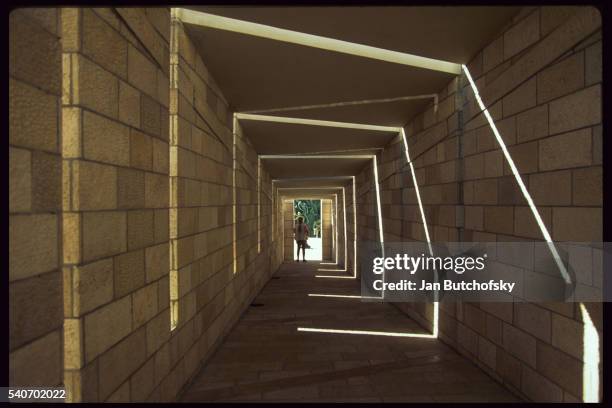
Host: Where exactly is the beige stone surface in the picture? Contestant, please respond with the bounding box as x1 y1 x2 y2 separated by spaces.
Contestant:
514 303 551 342
119 80 141 127
73 258 114 315
84 295 133 362
502 324 536 368
552 207 601 241
504 10 539 60
131 357 156 401
128 210 155 250
118 168 146 209
503 77 536 117
141 94 162 138
10 330 62 386
114 249 146 298
9 147 31 212
572 166 601 206
10 271 62 349
75 55 119 119
98 328 147 399
9 214 58 281
9 78 58 152
537 52 584 104
521 365 562 402
74 160 117 210
82 110 130 166
10 11 61 94
549 85 601 134
145 243 169 283
529 170 571 206
82 211 127 262
539 128 592 171
128 44 158 99
82 9 127 79
145 172 169 208
133 282 159 328
516 105 548 143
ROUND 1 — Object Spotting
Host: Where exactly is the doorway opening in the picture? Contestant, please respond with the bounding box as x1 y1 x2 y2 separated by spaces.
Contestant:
293 199 322 261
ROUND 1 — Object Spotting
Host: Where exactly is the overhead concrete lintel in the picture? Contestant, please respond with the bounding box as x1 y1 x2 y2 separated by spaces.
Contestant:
279 187 344 190
236 113 401 133
175 8 462 75
243 94 438 115
260 155 373 159
273 176 353 181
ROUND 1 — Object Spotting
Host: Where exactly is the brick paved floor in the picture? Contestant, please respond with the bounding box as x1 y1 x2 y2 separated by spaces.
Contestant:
180 261 521 402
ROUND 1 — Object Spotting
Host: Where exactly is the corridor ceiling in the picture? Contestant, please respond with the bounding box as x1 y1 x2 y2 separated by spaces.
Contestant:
264 156 371 179
279 190 343 200
239 117 397 155
183 6 519 115
274 177 352 189
179 6 520 181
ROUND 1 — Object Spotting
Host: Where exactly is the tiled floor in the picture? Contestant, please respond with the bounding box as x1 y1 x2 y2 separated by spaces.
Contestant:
180 261 521 402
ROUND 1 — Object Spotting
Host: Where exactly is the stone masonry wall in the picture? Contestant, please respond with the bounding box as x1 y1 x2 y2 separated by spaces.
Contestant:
283 199 294 261
356 6 602 402
168 12 275 402
9 8 64 388
271 183 283 269
60 7 172 401
322 199 333 261
8 7 278 401
355 159 382 264
337 189 347 268
345 180 357 276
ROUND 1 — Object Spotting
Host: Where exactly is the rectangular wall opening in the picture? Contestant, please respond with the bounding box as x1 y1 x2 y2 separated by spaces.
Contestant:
293 199 322 261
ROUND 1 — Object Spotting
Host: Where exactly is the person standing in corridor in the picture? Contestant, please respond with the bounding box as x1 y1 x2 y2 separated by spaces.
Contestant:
294 217 310 262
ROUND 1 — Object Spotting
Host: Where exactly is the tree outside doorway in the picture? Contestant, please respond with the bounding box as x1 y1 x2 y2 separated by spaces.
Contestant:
293 200 321 238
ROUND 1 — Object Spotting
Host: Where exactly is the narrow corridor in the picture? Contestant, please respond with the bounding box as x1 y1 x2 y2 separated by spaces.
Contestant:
180 261 520 402
9 6 602 402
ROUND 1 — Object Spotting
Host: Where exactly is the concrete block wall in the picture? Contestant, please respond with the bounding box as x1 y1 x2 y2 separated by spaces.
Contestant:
9 8 63 388
357 6 602 402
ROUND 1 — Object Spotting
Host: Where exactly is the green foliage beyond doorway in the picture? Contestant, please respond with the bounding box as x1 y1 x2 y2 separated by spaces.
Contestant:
294 200 321 238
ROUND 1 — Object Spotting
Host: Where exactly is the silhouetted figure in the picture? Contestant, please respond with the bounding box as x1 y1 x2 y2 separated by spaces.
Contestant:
294 217 310 262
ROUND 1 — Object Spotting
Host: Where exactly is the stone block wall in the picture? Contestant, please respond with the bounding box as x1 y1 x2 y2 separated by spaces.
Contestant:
168 13 275 402
9 7 277 401
355 159 382 250
9 8 63 388
60 7 172 401
10 5 602 403
283 199 295 261
337 189 347 268
322 199 333 260
345 181 358 276
356 6 602 402
271 184 283 269
450 7 601 402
